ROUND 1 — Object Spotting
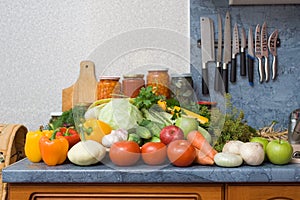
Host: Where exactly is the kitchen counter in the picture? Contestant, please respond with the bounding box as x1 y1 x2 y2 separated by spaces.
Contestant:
4 158 300 200
3 157 300 183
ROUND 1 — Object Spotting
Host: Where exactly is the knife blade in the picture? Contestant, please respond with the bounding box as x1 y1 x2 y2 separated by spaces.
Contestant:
230 23 239 83
240 27 247 76
261 22 269 82
200 17 215 95
247 27 255 86
214 13 223 92
268 29 278 80
255 24 263 83
222 11 231 93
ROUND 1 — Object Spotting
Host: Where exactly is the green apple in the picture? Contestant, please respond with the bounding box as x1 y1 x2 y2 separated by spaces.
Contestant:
175 116 199 138
266 139 293 165
250 137 269 153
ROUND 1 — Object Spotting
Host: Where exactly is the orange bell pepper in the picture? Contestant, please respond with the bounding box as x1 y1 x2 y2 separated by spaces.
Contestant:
39 133 69 166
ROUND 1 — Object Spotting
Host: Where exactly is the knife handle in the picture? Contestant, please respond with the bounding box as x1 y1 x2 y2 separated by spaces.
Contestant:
230 56 237 83
214 63 222 92
222 63 229 93
247 55 255 86
202 68 209 95
240 50 246 76
264 57 269 82
258 57 264 83
272 56 277 80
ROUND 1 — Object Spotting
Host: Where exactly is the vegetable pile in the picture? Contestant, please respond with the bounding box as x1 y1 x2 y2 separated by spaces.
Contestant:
24 86 292 168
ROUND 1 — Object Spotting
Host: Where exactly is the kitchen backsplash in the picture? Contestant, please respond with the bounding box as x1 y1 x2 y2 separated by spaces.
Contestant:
190 0 300 129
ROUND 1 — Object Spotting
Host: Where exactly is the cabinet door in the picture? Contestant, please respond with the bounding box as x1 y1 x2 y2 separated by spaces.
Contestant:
226 184 300 200
9 183 224 200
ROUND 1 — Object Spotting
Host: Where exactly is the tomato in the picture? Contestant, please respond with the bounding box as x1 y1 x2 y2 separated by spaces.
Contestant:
141 142 167 165
109 141 140 166
167 140 196 167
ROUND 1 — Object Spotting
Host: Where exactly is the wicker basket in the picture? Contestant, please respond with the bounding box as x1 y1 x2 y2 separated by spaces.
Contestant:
0 124 27 200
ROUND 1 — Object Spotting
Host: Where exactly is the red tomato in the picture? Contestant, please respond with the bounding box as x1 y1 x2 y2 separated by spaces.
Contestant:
141 142 167 165
167 140 196 167
109 141 140 166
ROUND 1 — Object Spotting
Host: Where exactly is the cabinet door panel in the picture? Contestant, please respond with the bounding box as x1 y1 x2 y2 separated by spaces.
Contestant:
227 184 300 200
8 183 224 200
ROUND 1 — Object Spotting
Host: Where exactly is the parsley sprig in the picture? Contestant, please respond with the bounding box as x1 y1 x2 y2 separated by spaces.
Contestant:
133 86 165 110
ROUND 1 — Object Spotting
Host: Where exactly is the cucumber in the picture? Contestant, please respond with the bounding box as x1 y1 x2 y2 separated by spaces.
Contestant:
145 136 161 143
136 126 152 139
144 121 162 138
127 133 142 146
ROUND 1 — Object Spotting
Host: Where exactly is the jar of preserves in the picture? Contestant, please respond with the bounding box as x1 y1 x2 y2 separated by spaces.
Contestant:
147 68 170 98
170 73 195 105
122 74 145 98
97 76 121 99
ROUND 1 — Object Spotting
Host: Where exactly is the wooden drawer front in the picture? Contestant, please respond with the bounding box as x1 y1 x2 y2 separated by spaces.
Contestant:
9 183 224 200
226 184 300 200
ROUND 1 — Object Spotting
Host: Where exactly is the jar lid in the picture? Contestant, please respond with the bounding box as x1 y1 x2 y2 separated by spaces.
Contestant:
123 74 144 79
171 73 192 78
148 68 169 72
99 76 120 80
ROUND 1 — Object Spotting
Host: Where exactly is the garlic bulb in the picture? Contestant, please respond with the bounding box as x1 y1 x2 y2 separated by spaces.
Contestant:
240 142 265 166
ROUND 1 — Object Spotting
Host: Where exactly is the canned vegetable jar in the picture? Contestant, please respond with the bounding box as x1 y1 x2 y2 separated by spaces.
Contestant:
97 76 121 99
146 68 170 98
122 74 145 98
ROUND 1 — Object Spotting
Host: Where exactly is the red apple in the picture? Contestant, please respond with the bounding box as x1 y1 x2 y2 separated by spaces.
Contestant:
160 125 184 145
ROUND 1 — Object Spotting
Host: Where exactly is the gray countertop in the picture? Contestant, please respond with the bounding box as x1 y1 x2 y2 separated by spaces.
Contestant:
3 158 300 183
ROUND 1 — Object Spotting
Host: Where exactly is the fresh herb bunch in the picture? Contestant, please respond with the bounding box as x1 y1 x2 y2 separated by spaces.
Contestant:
48 109 75 130
133 86 165 110
198 105 211 130
208 94 257 152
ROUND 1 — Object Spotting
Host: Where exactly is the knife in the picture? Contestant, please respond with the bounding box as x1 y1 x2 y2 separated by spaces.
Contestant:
200 17 215 95
255 24 263 83
261 22 269 82
222 11 231 93
268 29 278 80
240 27 247 76
214 13 223 92
230 23 239 83
247 27 255 86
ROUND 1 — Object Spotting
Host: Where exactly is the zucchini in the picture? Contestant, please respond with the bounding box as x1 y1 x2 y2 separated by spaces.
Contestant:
136 126 152 139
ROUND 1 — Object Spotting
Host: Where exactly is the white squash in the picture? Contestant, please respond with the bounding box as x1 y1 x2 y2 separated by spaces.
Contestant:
214 152 243 167
68 140 106 166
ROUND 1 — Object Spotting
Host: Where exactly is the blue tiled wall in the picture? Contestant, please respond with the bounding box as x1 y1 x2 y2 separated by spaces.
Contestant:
190 0 300 129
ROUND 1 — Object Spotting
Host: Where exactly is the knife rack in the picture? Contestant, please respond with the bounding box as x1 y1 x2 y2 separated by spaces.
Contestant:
197 38 281 48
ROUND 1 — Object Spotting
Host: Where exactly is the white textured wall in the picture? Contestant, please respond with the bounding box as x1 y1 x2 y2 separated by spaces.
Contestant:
0 0 189 130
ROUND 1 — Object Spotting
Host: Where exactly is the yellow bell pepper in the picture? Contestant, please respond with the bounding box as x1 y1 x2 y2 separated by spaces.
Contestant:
24 129 53 163
80 119 106 143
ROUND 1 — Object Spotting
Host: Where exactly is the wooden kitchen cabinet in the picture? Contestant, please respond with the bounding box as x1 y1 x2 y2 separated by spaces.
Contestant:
8 183 224 200
226 183 300 200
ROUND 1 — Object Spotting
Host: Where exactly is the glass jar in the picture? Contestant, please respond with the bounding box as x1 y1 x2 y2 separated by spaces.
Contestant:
122 74 145 98
170 73 195 105
147 68 170 98
97 76 121 99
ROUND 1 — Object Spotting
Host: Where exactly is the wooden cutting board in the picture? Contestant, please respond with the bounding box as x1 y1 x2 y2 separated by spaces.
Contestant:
62 61 98 111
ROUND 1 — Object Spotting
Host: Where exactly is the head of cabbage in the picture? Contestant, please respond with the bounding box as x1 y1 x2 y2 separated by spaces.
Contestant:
88 98 143 130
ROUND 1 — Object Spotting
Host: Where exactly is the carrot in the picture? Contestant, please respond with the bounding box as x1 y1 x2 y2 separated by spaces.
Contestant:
187 130 217 160
194 149 214 165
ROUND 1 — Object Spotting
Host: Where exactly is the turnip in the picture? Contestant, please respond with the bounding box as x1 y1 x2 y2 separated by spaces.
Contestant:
239 142 265 166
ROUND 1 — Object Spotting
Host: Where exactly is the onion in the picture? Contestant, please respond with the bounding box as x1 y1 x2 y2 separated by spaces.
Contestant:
222 140 244 155
239 142 265 166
